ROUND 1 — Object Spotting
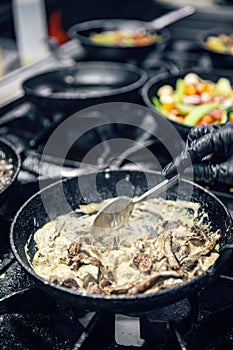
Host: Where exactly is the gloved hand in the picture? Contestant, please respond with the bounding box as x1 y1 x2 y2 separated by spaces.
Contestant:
163 122 233 186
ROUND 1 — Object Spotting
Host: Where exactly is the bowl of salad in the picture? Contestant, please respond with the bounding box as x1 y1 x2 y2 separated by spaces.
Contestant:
198 27 233 68
141 71 233 136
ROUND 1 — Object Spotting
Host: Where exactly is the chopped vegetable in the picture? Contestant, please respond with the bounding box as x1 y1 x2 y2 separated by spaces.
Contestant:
183 73 200 85
157 85 173 96
151 96 162 112
175 78 185 103
183 102 220 126
205 33 233 55
89 30 161 47
229 112 233 122
216 78 233 97
151 72 232 127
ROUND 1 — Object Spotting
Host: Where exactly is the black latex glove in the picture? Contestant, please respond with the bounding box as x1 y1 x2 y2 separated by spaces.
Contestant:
163 122 233 186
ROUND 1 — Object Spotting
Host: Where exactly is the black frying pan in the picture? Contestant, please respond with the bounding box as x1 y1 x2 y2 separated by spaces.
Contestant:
197 27 233 69
141 69 233 138
10 170 233 313
0 138 21 206
68 19 170 63
68 6 195 63
22 62 148 114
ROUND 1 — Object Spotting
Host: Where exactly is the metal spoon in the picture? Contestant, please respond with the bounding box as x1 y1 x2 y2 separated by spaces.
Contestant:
92 174 179 229
92 143 195 231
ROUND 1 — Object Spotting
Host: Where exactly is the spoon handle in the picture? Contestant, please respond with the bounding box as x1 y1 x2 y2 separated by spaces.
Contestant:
134 174 179 203
149 5 196 31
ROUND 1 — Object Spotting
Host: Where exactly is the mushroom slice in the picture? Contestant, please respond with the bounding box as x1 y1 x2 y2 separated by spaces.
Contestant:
128 271 183 295
79 256 102 267
68 241 81 259
174 242 190 262
104 281 135 295
164 234 180 271
86 282 105 295
133 253 152 272
100 269 115 288
181 234 221 271
60 278 79 291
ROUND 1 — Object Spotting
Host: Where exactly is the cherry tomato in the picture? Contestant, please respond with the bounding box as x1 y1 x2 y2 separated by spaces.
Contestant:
198 115 214 126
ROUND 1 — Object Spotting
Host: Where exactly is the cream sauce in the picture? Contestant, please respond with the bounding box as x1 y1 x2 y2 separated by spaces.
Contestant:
29 197 220 296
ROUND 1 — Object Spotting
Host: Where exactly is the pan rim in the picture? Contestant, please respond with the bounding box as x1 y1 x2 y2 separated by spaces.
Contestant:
22 61 148 100
10 169 232 304
141 71 191 131
68 18 171 49
197 26 233 59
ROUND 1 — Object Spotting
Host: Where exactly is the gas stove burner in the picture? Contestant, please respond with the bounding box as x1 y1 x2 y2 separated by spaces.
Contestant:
143 39 213 78
142 50 181 78
140 298 194 345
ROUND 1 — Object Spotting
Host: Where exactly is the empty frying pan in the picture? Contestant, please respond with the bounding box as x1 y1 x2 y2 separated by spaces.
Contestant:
22 61 148 113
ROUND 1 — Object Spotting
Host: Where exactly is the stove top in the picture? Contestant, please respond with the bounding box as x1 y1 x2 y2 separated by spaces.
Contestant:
0 34 233 350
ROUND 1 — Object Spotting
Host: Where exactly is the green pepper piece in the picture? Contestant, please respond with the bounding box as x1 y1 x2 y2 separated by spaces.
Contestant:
176 102 197 114
175 78 185 103
151 96 162 111
220 109 227 124
183 102 220 126
222 107 232 124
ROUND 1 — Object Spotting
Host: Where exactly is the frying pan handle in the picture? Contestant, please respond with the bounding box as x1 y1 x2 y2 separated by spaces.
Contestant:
0 103 32 128
165 60 182 77
149 5 196 31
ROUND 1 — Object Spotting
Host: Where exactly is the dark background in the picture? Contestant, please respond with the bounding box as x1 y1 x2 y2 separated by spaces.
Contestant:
1 0 166 39
1 0 233 54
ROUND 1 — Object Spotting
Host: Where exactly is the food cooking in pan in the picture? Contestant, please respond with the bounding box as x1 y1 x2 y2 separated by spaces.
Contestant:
151 72 233 126
89 29 161 47
205 33 233 55
30 197 220 297
0 148 14 191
